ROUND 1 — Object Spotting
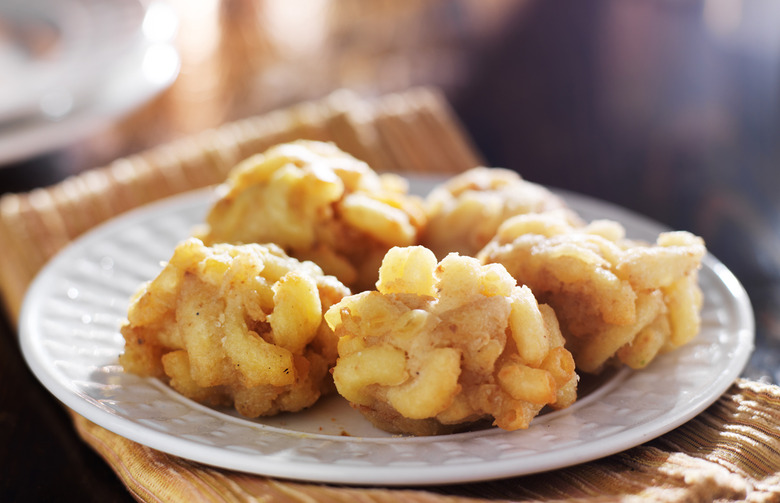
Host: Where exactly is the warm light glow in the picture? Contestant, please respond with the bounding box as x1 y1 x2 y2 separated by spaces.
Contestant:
143 1 179 43
141 1 181 85
143 43 181 84
263 0 330 57
170 0 221 63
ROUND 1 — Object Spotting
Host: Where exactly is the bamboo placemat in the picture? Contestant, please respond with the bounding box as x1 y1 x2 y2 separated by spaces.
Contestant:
3 87 779 502
0 87 480 323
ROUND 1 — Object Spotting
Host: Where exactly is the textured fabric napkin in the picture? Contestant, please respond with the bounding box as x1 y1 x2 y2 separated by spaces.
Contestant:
3 88 778 502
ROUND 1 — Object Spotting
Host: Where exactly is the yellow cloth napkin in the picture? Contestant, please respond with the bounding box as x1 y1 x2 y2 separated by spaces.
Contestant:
3 88 778 502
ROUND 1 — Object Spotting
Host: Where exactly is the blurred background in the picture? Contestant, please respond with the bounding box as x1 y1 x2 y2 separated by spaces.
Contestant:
2 0 780 380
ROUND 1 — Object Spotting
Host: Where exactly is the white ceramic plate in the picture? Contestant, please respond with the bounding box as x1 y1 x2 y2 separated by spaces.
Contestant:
0 0 179 165
19 177 754 486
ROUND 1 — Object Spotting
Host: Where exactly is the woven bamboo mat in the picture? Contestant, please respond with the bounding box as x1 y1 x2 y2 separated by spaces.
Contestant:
0 87 480 323
3 87 779 502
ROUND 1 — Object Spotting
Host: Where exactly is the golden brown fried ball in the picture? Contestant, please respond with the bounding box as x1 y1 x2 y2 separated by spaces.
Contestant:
119 238 350 417
478 214 706 374
324 246 578 436
197 140 426 292
422 167 582 258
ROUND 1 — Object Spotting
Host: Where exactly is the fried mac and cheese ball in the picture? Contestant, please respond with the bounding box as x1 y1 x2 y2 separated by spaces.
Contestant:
197 140 426 292
324 246 578 436
119 238 350 418
478 214 707 374
421 167 582 258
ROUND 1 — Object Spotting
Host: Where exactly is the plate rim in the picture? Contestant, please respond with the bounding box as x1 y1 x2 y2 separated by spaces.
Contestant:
18 178 755 486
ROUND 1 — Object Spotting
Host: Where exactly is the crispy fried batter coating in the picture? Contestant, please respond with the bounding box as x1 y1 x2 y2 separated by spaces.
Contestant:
478 214 706 374
197 140 426 292
422 167 582 258
119 238 350 417
324 246 578 435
